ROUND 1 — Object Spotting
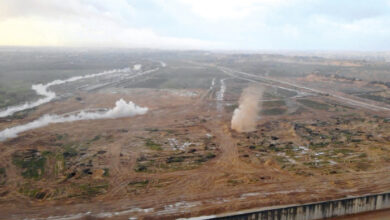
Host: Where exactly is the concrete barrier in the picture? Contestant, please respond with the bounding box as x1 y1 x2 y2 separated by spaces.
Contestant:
213 192 390 220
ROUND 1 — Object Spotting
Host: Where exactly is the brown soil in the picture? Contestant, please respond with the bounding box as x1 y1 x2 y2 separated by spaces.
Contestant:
1 88 390 219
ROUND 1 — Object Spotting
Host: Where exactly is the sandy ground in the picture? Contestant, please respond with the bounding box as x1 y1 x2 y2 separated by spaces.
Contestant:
1 87 390 219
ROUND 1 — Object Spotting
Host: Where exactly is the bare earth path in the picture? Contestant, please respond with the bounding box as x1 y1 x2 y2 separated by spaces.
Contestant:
1 84 390 219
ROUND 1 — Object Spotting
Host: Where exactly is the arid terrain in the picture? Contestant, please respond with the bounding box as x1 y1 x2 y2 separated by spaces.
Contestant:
1 49 390 219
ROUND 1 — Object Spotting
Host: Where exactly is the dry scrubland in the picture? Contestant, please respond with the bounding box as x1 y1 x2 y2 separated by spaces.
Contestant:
1 50 390 219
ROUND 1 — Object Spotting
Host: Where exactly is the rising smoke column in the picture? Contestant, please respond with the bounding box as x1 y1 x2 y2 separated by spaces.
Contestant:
231 86 263 133
0 68 132 118
133 64 142 71
0 99 148 141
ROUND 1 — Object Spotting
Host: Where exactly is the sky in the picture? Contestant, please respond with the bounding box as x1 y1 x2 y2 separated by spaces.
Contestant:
1 0 390 50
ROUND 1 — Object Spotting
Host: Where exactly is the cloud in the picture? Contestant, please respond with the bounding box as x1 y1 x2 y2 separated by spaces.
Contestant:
0 0 220 49
0 0 134 22
0 17 218 49
173 0 299 21
0 0 390 50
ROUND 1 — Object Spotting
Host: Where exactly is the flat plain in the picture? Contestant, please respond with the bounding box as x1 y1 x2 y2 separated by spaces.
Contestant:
1 49 390 219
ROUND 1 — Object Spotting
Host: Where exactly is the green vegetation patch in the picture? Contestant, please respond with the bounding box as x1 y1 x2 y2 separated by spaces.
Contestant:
0 167 6 185
134 164 148 172
62 145 78 158
227 179 244 186
294 169 314 176
18 183 47 199
265 100 286 108
196 153 216 163
0 83 36 109
297 99 330 110
55 133 68 141
12 151 46 180
261 108 287 115
90 135 101 142
103 168 109 177
357 94 390 105
135 152 217 173
78 182 108 197
303 161 328 169
128 180 149 188
145 139 162 151
309 142 329 149
358 153 368 158
276 88 298 98
166 156 186 163
248 145 267 151
7 108 35 120
274 156 289 165
145 128 159 132
333 148 354 155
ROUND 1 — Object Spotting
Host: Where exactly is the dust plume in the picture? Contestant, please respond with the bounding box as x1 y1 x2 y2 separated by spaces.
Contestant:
231 86 263 133
0 99 148 141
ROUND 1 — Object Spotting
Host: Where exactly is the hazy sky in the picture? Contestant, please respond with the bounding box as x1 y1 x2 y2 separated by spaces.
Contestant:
1 0 390 50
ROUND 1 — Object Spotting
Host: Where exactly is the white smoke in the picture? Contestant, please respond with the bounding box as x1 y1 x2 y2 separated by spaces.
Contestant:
0 99 147 141
0 68 131 118
231 86 263 133
216 79 226 101
133 64 142 71
216 78 227 112
209 78 216 90
159 61 167 67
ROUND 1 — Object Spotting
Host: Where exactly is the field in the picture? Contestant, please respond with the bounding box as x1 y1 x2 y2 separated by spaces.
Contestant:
1 48 390 219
